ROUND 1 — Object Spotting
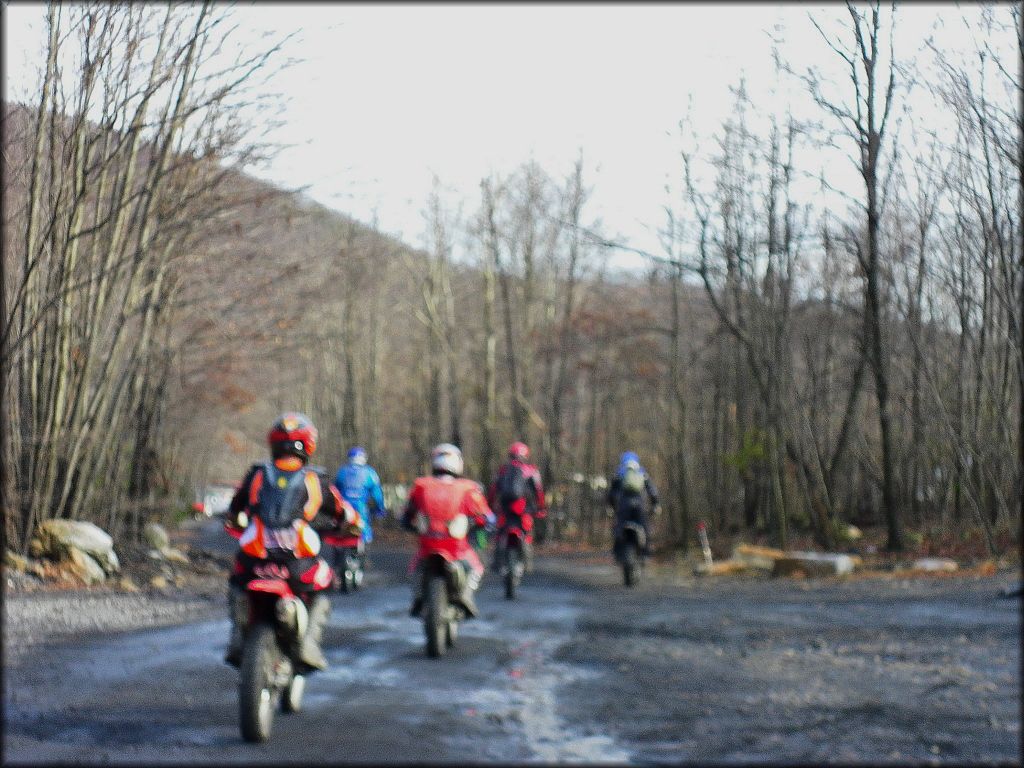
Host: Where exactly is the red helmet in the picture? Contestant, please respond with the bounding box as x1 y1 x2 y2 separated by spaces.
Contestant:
268 412 318 460
508 441 530 461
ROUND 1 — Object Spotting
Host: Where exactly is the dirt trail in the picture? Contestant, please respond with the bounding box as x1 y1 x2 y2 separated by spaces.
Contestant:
3 520 1020 764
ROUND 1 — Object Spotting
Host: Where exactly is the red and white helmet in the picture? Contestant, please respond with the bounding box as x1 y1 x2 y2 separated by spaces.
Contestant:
268 412 318 460
431 443 464 476
508 441 530 461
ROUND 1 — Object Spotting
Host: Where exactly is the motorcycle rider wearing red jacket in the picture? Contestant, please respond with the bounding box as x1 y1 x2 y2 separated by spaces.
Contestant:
400 443 495 618
223 412 359 671
487 441 547 572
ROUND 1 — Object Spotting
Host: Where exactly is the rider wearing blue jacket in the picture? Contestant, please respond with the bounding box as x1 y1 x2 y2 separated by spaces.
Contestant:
334 446 386 543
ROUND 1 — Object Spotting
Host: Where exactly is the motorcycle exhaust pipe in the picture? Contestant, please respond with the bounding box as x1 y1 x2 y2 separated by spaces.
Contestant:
275 596 309 639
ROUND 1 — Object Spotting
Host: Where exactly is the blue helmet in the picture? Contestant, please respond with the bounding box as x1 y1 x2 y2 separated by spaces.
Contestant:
619 451 640 466
348 446 367 466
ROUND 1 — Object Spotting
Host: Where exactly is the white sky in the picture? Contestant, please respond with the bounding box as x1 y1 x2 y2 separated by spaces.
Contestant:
2 3 1000 270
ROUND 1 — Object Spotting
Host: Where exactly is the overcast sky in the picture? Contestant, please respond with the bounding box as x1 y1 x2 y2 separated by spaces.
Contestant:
4 3 993 269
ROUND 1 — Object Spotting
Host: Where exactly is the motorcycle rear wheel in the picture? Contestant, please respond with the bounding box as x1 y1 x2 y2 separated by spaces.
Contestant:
622 543 639 587
424 576 448 658
239 623 280 742
504 548 519 600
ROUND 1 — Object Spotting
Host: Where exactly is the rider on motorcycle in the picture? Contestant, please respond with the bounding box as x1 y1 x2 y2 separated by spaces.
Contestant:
487 441 547 573
400 443 495 618
334 446 387 544
606 451 660 555
223 412 359 671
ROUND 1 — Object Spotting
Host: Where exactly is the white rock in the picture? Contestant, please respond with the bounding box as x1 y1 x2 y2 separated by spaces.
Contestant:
67 547 106 585
143 522 170 552
35 519 119 574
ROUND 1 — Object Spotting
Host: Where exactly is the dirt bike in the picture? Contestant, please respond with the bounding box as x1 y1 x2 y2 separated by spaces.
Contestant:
225 519 327 742
407 511 481 658
614 521 646 587
322 523 364 593
495 517 527 600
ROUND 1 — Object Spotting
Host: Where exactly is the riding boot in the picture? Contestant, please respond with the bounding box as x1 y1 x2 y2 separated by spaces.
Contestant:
460 566 482 618
298 592 330 671
459 585 480 618
523 541 534 573
224 586 248 667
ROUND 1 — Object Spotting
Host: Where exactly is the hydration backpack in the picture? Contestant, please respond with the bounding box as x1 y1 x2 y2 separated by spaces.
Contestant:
497 463 529 505
252 461 311 528
621 465 646 495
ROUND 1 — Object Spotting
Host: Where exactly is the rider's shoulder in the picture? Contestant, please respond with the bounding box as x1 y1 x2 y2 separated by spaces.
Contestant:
456 477 484 493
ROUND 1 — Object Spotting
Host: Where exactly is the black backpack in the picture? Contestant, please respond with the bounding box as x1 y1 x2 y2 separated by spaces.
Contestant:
252 461 310 528
497 463 529 505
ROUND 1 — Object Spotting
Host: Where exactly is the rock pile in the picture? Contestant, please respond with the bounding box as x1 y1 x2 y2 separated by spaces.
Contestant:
26 519 121 585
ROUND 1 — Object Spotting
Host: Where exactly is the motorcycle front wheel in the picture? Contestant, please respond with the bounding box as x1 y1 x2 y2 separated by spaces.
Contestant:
424 576 448 658
239 623 281 742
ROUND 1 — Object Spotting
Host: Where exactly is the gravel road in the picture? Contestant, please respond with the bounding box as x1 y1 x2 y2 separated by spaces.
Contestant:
3 519 1020 764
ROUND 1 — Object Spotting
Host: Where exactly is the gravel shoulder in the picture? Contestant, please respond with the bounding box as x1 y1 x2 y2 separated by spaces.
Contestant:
3 589 222 667
3 518 230 665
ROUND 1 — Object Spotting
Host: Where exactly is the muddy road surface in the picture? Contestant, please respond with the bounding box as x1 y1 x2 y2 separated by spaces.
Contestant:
4 520 1020 764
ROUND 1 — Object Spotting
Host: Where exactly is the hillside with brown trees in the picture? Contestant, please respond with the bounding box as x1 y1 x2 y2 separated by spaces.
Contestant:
2 2 1020 561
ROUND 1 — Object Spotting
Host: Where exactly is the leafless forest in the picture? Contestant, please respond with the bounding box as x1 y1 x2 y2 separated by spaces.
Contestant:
2 3 1021 557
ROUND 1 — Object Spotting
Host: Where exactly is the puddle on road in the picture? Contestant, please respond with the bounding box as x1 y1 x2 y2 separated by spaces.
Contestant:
319 648 404 687
324 580 634 763
453 621 631 763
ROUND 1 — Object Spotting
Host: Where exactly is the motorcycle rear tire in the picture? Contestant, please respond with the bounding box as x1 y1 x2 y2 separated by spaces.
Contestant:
239 623 280 743
504 548 519 600
425 576 448 658
622 543 639 587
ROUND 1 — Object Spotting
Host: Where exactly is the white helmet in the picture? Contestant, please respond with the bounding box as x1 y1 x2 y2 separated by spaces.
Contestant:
431 443 463 476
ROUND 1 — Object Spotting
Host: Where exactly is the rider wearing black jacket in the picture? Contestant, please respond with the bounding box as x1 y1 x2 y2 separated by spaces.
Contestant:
606 451 659 554
223 413 354 671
